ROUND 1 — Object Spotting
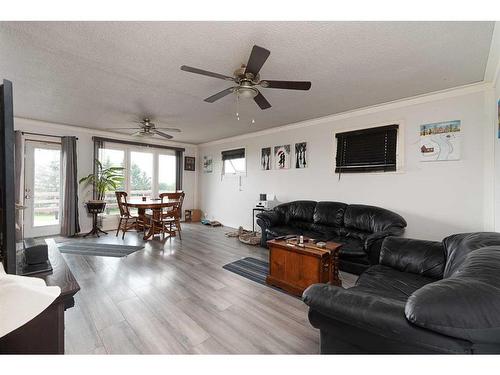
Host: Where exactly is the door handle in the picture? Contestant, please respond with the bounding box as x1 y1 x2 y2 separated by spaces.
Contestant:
25 188 32 200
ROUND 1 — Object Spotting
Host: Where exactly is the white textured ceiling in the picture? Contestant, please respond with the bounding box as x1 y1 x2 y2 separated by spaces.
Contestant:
0 21 494 144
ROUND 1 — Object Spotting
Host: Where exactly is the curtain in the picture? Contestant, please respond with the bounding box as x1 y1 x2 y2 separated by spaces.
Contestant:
14 131 24 241
175 150 183 191
60 136 80 236
93 138 104 200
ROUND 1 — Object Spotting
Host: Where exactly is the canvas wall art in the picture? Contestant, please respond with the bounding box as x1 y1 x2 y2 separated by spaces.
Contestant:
420 120 461 162
295 142 307 168
202 155 213 173
274 145 290 169
261 147 271 170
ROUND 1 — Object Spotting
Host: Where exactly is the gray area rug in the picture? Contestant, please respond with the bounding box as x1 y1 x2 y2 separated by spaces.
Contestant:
58 242 144 257
223 256 299 298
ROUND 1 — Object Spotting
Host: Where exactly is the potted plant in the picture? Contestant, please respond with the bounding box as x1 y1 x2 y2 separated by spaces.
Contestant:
79 159 125 209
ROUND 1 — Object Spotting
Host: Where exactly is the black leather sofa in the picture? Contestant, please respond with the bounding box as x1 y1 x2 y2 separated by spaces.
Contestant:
303 232 500 354
256 201 407 274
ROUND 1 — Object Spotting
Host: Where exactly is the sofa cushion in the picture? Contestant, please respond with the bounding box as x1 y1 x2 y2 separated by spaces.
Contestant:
334 237 366 258
344 204 407 233
265 226 297 237
356 265 436 303
313 201 347 227
310 223 342 238
442 232 500 278
289 220 314 231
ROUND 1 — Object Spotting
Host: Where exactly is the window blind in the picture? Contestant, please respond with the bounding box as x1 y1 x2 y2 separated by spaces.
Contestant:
221 148 245 160
335 124 398 173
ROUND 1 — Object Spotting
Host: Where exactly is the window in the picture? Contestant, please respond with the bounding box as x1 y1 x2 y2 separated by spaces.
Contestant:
222 148 246 175
96 142 180 218
335 124 398 173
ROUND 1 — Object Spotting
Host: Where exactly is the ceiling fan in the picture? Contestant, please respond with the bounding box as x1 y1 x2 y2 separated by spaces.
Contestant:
180 45 311 110
107 118 181 140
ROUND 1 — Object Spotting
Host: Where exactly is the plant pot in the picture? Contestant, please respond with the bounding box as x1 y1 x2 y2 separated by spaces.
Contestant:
85 201 107 214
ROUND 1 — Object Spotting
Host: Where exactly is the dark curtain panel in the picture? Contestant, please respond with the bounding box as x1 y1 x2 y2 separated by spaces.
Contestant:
60 136 80 236
93 138 104 199
176 150 183 191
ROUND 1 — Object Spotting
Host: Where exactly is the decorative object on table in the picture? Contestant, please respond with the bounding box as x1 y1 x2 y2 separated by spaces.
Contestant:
184 156 196 171
79 159 124 237
420 120 461 161
260 147 271 170
202 155 213 173
295 142 307 168
19 238 52 276
58 242 144 257
274 144 290 169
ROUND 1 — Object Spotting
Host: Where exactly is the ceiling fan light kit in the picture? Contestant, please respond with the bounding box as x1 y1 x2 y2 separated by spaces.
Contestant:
180 45 311 110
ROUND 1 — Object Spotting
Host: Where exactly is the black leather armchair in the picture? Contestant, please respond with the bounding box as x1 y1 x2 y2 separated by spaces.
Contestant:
257 200 407 274
303 232 500 354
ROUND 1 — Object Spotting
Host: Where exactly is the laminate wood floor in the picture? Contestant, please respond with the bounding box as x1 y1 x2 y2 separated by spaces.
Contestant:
57 223 358 354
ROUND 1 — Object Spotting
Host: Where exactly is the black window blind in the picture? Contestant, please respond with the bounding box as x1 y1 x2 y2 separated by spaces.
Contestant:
221 148 245 161
335 124 398 173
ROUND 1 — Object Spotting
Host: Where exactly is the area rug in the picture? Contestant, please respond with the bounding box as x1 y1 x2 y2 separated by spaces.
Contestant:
222 257 299 298
58 242 144 257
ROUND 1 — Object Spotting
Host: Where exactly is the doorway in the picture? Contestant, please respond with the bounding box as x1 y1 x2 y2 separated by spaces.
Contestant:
24 141 62 237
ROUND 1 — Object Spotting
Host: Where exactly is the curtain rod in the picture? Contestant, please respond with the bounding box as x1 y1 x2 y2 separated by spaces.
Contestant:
92 136 185 152
21 131 79 140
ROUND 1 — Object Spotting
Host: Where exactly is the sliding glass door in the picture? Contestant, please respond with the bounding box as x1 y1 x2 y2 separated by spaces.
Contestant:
130 151 154 198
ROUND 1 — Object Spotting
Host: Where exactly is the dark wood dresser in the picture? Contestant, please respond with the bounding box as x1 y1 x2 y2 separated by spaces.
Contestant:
0 240 80 354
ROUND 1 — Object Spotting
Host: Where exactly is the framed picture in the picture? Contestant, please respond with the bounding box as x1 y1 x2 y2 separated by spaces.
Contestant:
202 155 213 173
184 156 195 171
295 142 307 168
420 120 461 162
274 145 291 169
261 147 271 170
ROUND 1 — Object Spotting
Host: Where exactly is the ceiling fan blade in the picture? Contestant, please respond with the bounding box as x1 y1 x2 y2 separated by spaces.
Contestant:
152 129 173 139
260 80 311 90
156 127 181 132
253 91 271 110
244 45 270 77
180 65 235 81
204 87 235 103
106 127 141 130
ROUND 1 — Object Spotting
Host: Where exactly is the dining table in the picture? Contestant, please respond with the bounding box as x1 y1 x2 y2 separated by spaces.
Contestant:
124 198 180 240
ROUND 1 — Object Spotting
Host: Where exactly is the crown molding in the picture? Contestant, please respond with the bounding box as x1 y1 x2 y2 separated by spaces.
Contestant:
14 116 197 148
198 81 490 147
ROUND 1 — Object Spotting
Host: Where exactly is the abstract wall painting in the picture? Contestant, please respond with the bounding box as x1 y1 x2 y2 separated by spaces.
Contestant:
202 155 213 173
295 142 307 168
420 120 461 162
261 147 272 170
274 145 291 169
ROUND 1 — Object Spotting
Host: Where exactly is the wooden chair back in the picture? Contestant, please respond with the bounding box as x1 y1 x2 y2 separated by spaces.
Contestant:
115 191 131 217
159 191 185 218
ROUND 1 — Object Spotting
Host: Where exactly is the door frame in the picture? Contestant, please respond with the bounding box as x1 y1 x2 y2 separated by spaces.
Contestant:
24 140 62 238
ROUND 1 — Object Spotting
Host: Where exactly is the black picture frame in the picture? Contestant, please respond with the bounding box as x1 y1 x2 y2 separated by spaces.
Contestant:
184 156 196 171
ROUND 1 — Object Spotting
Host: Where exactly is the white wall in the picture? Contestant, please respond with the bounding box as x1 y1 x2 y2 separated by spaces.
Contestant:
14 118 198 233
198 88 493 241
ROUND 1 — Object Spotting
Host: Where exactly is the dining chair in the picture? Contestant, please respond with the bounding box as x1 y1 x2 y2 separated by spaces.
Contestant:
115 191 139 239
158 191 185 240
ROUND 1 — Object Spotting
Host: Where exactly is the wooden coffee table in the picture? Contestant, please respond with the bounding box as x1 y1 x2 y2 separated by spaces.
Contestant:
266 238 342 297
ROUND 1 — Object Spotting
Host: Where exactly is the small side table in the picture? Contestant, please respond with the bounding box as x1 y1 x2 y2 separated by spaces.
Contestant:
252 207 268 233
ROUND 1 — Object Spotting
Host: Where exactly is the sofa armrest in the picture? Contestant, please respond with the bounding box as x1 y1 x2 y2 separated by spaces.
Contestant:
379 237 445 279
303 283 470 353
256 210 282 227
364 227 404 250
406 246 500 345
